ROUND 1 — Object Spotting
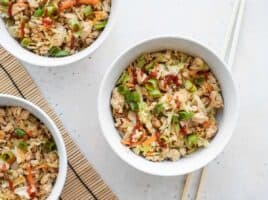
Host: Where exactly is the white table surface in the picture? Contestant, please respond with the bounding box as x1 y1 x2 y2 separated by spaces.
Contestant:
21 0 268 199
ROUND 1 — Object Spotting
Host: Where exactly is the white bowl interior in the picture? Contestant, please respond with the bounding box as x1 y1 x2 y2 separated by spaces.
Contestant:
98 37 238 176
0 94 67 199
0 0 117 67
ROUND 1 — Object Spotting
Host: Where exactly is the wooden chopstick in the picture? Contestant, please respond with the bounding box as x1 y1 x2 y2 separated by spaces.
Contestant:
181 173 193 200
181 0 246 199
195 1 245 199
225 0 246 67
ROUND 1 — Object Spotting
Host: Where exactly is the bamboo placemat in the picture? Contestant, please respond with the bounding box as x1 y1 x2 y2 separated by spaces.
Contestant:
0 48 117 200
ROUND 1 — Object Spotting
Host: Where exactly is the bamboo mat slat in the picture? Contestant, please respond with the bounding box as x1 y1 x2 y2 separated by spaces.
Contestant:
0 48 117 200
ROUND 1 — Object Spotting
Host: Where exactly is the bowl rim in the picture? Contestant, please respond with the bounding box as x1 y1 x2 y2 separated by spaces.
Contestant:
0 0 118 67
0 94 67 199
98 35 239 176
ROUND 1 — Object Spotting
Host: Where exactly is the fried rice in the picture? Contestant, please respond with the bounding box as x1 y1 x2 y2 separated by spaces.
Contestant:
111 50 224 162
0 0 110 57
0 106 59 200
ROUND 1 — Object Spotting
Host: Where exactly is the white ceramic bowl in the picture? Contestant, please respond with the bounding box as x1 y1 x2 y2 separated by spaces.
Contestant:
0 94 67 199
0 0 117 67
98 36 239 176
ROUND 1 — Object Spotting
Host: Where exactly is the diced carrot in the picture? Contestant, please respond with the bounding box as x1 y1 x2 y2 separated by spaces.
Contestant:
121 132 147 148
94 11 104 20
42 17 53 28
27 131 33 137
77 0 99 5
19 22 25 38
129 134 146 147
2 164 14 191
142 135 157 146
203 120 211 128
146 151 153 157
26 165 36 198
121 139 131 145
59 0 76 11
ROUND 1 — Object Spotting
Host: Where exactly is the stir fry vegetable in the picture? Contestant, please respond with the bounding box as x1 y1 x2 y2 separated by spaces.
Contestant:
14 128 26 137
111 50 224 161
48 46 70 57
0 106 59 199
0 0 110 57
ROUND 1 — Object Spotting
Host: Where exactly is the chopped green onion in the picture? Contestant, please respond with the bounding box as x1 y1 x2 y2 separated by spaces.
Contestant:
117 85 127 94
68 18 81 32
122 90 140 103
148 89 161 98
153 103 163 116
194 76 205 86
94 20 107 30
129 102 139 111
42 140 57 152
145 79 158 90
178 110 194 120
130 91 140 102
172 115 180 124
116 71 129 86
160 135 169 143
34 7 44 17
136 54 146 68
14 128 26 137
145 79 161 98
177 62 185 69
0 151 16 164
187 134 198 146
20 38 31 47
83 5 92 17
48 46 70 57
139 145 151 154
171 115 180 132
73 30 81 38
46 5 57 17
0 0 9 6
184 80 192 90
17 141 28 152
184 80 197 92
117 86 141 111
154 54 166 63
145 62 155 73
201 63 209 71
